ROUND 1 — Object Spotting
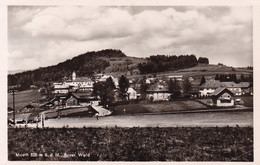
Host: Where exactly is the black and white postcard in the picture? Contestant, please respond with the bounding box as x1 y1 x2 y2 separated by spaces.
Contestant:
1 0 259 164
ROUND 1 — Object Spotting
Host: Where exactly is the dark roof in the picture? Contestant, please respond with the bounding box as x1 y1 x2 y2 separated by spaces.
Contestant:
200 80 222 89
211 87 234 97
147 83 169 93
24 104 35 109
68 92 94 100
71 93 80 99
55 92 95 100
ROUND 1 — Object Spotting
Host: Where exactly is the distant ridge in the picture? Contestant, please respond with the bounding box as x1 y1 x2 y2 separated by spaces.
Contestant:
8 69 28 74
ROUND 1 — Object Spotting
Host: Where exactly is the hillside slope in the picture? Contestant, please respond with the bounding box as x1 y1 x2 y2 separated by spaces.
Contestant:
8 89 43 111
8 49 130 90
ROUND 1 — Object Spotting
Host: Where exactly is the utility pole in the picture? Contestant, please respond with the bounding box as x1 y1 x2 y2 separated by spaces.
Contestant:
10 89 17 126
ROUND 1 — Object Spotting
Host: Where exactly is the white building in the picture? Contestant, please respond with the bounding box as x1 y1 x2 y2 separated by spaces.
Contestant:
146 83 170 101
127 87 137 100
54 72 94 94
53 83 70 94
199 80 222 97
168 75 183 81
199 79 251 97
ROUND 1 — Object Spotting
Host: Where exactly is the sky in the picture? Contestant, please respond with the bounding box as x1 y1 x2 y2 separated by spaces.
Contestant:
8 6 253 71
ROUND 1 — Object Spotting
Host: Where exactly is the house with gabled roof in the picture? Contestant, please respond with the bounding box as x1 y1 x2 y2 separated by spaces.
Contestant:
54 92 98 107
221 81 251 96
199 78 252 97
211 87 234 107
146 83 170 101
66 93 80 106
199 79 222 97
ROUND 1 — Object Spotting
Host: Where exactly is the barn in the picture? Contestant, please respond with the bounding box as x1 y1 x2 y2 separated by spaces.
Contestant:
211 87 234 107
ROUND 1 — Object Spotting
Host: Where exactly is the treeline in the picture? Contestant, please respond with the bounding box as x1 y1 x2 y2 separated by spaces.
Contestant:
215 74 253 83
8 49 126 90
138 55 205 74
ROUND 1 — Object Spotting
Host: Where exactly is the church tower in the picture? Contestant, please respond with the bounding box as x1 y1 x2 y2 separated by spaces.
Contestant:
72 71 76 81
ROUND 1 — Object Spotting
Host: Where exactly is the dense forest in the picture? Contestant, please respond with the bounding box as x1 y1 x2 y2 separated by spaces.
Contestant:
8 49 126 90
138 55 203 74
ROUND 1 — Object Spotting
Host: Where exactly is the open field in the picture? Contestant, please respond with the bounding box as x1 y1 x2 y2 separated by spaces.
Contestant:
8 89 43 111
111 100 208 115
102 56 146 77
111 103 150 115
126 64 253 79
8 127 253 161
143 101 207 113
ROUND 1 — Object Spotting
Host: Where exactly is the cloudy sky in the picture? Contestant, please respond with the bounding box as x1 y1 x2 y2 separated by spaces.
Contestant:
8 6 252 71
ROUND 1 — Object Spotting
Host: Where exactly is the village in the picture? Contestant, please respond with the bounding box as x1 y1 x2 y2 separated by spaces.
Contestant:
6 6 255 161
8 69 253 127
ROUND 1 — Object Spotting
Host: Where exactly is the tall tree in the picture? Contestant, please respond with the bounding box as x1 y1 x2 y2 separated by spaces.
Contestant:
215 74 220 80
183 78 192 93
168 78 181 98
173 78 181 97
200 76 206 86
168 79 174 94
105 76 116 89
140 76 148 99
92 80 115 107
118 75 130 100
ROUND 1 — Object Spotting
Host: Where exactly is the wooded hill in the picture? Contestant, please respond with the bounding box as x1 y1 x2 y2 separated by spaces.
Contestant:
8 49 209 90
8 49 125 90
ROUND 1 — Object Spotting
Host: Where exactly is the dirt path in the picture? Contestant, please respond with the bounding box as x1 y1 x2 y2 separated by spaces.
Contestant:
20 111 253 128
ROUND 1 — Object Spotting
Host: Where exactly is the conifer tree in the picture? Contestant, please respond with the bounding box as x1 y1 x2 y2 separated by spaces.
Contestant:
200 76 206 86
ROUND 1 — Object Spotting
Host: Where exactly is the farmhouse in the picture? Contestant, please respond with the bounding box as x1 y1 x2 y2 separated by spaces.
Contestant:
54 92 97 107
222 82 251 96
199 79 252 97
211 87 234 107
199 79 222 97
146 83 170 101
66 93 81 106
